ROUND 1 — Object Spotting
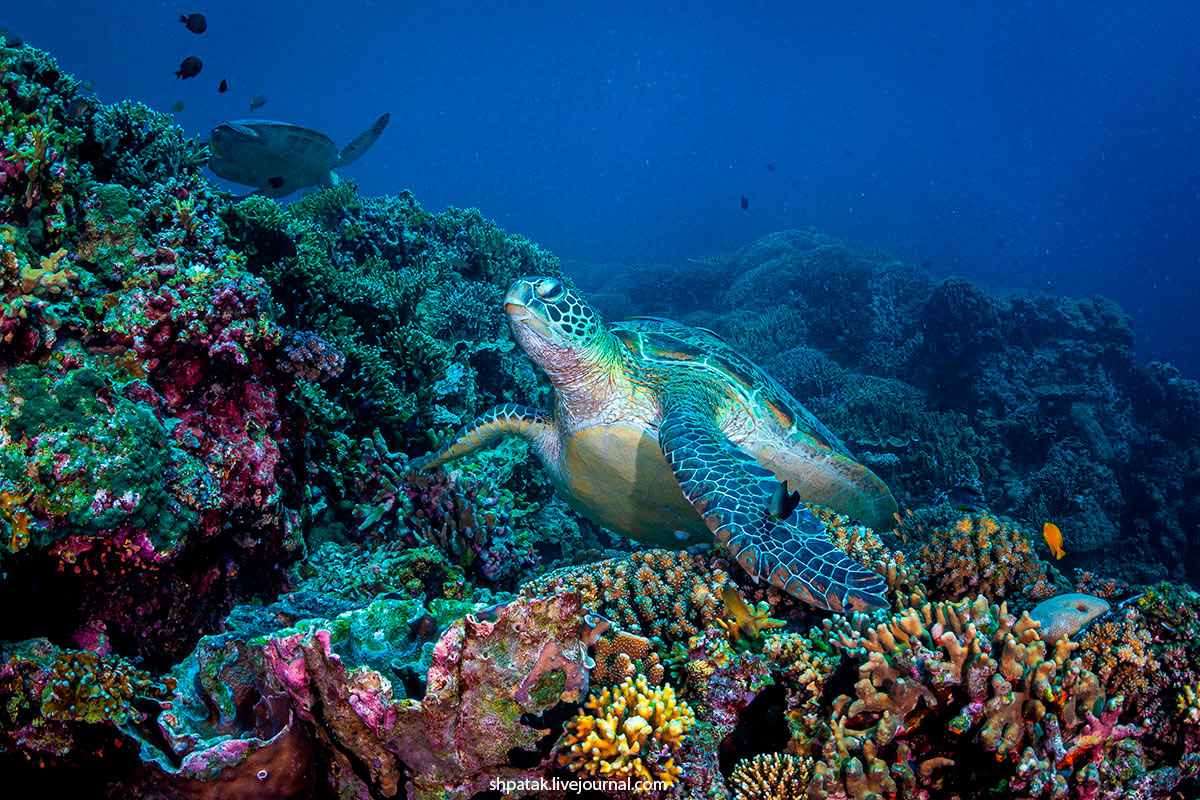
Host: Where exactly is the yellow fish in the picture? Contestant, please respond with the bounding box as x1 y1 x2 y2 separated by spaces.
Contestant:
1042 522 1066 560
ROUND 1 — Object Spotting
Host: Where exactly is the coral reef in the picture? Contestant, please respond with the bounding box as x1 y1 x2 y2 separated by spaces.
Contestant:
916 511 1054 604
572 228 1200 588
557 673 695 787
1 36 1199 800
521 549 732 646
728 752 811 800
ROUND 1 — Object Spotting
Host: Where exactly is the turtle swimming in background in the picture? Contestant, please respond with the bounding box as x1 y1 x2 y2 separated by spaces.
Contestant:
207 113 390 198
412 277 899 612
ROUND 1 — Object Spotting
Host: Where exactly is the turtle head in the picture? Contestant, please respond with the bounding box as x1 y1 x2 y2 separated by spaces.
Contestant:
504 276 613 382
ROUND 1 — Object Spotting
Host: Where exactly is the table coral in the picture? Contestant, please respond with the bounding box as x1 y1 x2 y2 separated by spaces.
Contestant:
557 673 695 787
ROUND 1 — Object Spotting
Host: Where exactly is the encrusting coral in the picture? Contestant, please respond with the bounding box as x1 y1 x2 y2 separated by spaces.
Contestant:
557 673 695 787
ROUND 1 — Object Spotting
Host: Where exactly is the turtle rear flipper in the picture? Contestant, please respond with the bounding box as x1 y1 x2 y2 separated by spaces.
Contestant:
336 112 391 167
658 403 887 612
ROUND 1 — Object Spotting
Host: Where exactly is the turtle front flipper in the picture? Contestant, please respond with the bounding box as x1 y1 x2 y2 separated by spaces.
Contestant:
411 403 552 471
658 403 887 612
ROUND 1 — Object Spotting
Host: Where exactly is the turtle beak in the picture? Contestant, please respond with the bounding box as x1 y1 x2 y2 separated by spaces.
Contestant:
503 280 535 323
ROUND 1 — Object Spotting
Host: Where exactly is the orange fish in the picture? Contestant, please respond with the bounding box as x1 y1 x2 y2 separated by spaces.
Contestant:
1042 522 1065 559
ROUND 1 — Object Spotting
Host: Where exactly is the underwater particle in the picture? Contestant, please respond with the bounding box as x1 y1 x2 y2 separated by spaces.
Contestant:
741 195 749 210
170 101 185 112
180 13 207 33
174 56 202 79
1042 521 1066 559
765 162 775 171
219 77 228 92
249 92 268 110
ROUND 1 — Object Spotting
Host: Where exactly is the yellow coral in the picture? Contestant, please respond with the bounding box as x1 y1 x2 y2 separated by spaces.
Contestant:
729 752 812 800
19 248 76 296
558 674 695 786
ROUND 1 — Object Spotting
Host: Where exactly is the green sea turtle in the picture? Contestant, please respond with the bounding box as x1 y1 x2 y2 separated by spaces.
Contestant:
413 277 898 611
207 113 390 198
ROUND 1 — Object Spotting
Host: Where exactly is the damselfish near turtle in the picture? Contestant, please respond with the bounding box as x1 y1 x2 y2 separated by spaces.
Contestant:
207 113 390 198
413 277 899 611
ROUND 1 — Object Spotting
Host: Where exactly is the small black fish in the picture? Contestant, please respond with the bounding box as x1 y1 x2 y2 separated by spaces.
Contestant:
170 101 185 112
180 13 207 34
174 56 202 79
740 195 749 210
267 176 285 189
765 162 775 171
768 481 800 520
218 78 228 93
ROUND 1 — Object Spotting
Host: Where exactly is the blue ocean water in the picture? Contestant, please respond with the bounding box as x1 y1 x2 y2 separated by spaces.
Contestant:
7 0 1198 374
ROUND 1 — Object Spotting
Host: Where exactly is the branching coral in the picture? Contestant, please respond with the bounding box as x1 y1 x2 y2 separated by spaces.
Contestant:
591 630 664 686
806 595 1141 799
916 511 1052 604
521 549 731 646
728 752 812 800
557 674 695 787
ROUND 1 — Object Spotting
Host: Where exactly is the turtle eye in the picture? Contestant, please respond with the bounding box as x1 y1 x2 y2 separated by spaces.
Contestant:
535 278 566 303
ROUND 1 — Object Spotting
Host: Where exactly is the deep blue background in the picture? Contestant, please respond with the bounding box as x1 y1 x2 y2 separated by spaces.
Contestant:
8 1 1199 375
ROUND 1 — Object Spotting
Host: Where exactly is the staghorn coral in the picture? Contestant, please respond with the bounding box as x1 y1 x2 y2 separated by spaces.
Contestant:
728 752 812 800
292 541 468 603
917 511 1052 604
557 673 695 787
521 549 731 646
